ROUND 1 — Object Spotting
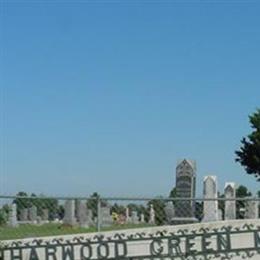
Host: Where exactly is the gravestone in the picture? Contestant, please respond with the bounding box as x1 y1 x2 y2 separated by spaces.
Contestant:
140 213 145 223
20 208 28 221
8 204 18 227
149 204 155 224
36 216 42 225
101 206 113 227
86 209 94 227
172 159 198 224
202 176 218 222
29 206 37 223
78 201 89 228
125 207 130 223
131 211 139 224
42 209 49 221
245 199 259 219
218 209 223 221
165 202 175 224
75 199 81 222
224 182 236 220
63 200 77 226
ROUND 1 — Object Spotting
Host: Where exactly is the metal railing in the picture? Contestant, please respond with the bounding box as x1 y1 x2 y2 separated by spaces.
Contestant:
0 195 259 241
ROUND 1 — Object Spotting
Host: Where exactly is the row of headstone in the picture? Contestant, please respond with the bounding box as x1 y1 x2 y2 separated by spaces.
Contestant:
203 178 236 222
19 206 48 222
8 200 156 228
204 178 259 222
7 204 49 227
167 159 259 225
63 200 94 228
124 204 155 225
19 206 49 224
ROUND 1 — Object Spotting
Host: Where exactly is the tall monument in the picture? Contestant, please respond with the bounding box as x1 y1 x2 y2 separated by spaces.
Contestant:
172 159 198 224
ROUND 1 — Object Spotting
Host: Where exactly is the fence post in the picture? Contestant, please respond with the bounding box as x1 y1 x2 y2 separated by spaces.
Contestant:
96 197 101 232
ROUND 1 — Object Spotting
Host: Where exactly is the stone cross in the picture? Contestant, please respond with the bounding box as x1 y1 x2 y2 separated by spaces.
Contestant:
202 176 218 222
224 182 236 220
245 198 259 219
8 203 18 227
63 200 77 226
149 204 155 224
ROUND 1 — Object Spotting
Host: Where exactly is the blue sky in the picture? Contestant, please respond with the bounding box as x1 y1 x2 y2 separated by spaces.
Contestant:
1 1 259 197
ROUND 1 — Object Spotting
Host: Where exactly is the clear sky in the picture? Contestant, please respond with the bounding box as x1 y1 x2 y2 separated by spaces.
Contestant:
1 1 259 197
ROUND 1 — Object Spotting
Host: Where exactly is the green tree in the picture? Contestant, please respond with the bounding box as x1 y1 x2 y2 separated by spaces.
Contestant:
236 185 252 197
35 196 59 220
169 187 177 198
0 205 9 226
236 109 260 181
0 210 6 226
13 192 30 219
111 203 125 216
86 192 108 220
169 187 177 208
218 192 225 219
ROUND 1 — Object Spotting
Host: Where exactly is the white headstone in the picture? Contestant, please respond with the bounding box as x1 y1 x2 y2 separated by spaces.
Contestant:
224 182 236 220
125 207 130 223
202 176 218 222
101 206 113 227
63 200 77 226
78 201 88 228
8 204 18 227
140 213 145 223
245 198 259 219
42 209 49 221
218 208 223 221
20 208 28 221
149 204 155 224
131 211 139 224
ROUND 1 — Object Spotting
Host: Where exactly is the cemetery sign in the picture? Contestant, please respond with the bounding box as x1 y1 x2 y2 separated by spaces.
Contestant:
1 223 260 260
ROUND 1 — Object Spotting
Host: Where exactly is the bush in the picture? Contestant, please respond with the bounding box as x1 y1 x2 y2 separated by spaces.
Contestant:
0 209 7 226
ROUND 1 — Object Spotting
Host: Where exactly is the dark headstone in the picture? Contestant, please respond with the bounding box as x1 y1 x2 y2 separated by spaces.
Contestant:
172 159 198 224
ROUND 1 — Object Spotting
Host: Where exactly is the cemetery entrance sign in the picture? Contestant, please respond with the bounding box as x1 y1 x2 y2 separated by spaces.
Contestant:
1 221 260 260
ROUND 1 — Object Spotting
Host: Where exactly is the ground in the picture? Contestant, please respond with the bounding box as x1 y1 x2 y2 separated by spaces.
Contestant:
0 223 153 240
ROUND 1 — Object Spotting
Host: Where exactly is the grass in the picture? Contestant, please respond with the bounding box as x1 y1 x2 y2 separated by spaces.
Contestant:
0 223 153 241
